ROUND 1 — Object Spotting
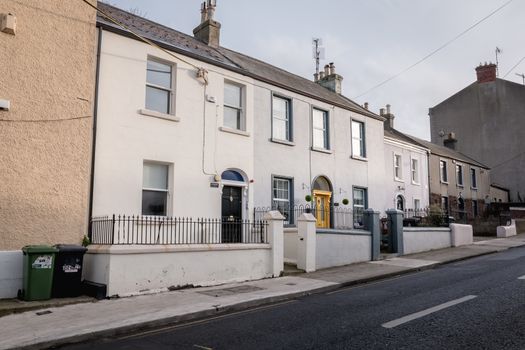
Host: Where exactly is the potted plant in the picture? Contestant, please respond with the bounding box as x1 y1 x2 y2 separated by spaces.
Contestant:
342 198 349 206
305 194 313 213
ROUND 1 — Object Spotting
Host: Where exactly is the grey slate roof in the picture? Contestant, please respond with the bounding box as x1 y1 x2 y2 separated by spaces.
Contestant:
96 2 382 120
404 135 489 169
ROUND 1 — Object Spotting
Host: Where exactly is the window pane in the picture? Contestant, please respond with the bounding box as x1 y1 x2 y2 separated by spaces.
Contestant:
147 60 171 89
142 190 167 216
146 86 170 114
273 97 288 120
224 106 241 129
352 138 361 156
224 83 241 108
273 119 288 140
313 109 325 128
143 163 168 189
313 129 325 148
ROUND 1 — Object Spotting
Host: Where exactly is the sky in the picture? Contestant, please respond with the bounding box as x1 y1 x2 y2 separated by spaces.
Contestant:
104 0 524 140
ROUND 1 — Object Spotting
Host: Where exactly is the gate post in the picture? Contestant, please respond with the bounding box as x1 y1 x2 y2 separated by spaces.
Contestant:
264 210 285 277
386 209 404 255
363 209 380 261
297 213 317 272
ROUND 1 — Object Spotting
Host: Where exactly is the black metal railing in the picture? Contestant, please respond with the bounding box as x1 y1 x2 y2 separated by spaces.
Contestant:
254 204 358 229
90 215 268 245
402 207 451 227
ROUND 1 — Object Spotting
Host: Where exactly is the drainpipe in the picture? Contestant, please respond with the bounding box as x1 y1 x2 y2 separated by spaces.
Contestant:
88 27 103 238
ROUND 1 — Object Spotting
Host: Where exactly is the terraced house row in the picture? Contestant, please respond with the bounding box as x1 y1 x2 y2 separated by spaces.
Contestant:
0 0 492 298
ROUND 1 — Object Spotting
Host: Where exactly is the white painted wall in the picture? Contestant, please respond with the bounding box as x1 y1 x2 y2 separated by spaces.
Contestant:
252 84 386 214
450 223 473 246
383 137 430 213
93 31 256 219
316 231 371 270
0 251 23 299
403 227 451 254
84 244 272 297
283 228 298 264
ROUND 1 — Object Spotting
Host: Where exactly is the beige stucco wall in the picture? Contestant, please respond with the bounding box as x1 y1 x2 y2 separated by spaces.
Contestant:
0 1 97 250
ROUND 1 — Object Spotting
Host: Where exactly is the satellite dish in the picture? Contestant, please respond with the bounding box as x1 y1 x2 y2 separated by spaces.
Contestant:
438 130 445 137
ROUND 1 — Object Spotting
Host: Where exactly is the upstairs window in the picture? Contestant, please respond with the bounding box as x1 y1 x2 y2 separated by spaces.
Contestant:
272 95 292 141
146 58 172 114
456 164 464 187
312 108 329 150
440 160 448 183
224 82 244 130
411 158 419 183
471 168 477 188
142 162 169 216
394 154 402 180
351 120 366 158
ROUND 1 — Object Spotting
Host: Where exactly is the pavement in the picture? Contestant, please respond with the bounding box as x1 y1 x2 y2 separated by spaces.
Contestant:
1 234 525 350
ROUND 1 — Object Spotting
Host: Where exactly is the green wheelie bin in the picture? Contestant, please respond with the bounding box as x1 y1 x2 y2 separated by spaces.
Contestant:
21 245 59 301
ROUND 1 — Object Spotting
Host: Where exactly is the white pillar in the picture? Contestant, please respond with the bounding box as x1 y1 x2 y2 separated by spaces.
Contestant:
297 213 316 272
264 210 285 277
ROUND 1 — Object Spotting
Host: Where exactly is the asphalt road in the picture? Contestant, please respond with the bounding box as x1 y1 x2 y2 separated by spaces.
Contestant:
61 247 525 350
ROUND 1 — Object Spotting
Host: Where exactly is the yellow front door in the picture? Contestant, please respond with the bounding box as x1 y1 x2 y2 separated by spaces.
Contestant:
313 190 331 228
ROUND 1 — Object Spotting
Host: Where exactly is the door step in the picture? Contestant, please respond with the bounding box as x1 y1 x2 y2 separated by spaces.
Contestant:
379 253 399 260
283 263 305 276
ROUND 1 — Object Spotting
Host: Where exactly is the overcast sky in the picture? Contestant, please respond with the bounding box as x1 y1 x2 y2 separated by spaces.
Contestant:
105 0 523 140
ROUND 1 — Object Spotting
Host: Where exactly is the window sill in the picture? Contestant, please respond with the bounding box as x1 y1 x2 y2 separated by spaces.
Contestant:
471 187 478 190
351 155 368 162
219 126 250 137
394 178 404 183
440 181 449 185
457 185 465 189
270 138 295 147
411 181 421 186
311 147 332 154
138 109 180 122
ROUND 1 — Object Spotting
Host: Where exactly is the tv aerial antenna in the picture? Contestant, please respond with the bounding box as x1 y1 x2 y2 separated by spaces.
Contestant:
312 38 325 77
516 73 525 85
495 47 502 76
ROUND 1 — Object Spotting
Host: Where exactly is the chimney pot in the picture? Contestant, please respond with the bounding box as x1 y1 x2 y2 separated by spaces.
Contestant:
316 62 343 93
324 64 330 76
319 71 325 79
443 132 458 150
379 108 385 116
364 102 369 110
313 72 319 82
386 104 391 114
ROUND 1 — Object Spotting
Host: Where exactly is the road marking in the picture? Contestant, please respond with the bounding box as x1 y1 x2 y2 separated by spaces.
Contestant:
518 275 525 280
382 295 477 329
193 345 213 350
116 299 298 340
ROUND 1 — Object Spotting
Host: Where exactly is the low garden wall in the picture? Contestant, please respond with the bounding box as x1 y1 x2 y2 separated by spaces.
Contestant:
316 229 371 270
403 227 451 254
83 244 274 297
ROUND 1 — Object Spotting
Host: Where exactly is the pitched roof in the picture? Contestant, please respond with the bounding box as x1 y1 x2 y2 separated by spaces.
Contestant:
96 2 382 121
384 127 428 150
404 135 489 169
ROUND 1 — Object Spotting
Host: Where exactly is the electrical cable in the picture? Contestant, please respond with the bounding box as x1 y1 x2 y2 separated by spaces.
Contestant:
354 0 514 99
503 55 525 78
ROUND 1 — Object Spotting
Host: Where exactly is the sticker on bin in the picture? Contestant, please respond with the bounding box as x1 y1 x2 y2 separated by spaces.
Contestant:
63 264 81 273
32 255 53 269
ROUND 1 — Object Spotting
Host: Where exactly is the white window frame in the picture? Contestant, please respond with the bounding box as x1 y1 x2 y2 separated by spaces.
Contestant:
411 158 420 184
470 168 478 189
456 163 464 187
312 107 329 150
145 56 174 116
440 159 448 183
272 176 293 224
223 80 245 131
142 161 171 217
351 120 366 158
272 94 292 142
414 199 421 210
394 153 403 181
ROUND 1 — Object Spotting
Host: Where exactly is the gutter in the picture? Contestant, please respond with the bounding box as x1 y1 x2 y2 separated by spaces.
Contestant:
88 27 103 238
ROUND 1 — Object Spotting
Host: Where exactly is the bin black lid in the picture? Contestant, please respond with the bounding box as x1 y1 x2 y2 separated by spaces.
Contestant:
54 244 88 253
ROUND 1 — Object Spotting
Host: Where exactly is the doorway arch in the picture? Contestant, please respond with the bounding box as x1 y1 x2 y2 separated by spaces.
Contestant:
396 195 405 211
221 169 247 243
312 175 332 228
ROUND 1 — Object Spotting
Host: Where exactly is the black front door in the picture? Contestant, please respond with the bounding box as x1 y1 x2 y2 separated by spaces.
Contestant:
222 186 242 243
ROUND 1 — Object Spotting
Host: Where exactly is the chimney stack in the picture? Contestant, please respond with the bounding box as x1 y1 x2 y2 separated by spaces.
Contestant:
316 62 343 94
364 102 369 110
383 104 395 129
193 0 221 48
475 62 497 83
443 132 458 150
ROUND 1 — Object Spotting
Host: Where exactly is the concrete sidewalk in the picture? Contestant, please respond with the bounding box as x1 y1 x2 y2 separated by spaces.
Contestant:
2 234 525 350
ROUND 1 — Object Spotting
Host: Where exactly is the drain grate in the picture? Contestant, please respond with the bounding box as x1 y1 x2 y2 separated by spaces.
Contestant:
36 310 52 316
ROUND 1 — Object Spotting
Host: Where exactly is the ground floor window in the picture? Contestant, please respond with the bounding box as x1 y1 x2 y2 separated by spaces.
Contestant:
353 187 368 228
473 200 478 217
272 176 293 224
441 196 449 213
142 162 169 216
414 199 421 211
